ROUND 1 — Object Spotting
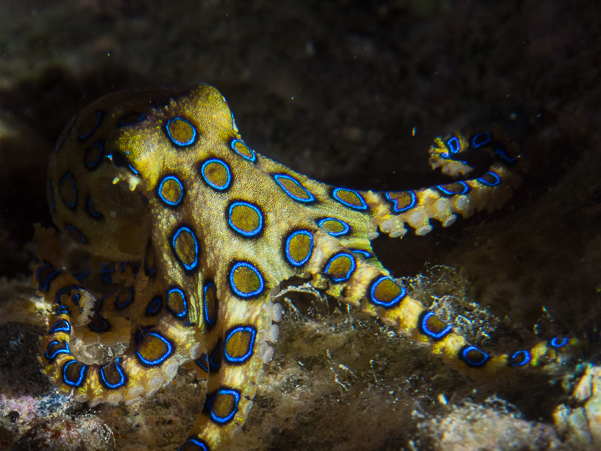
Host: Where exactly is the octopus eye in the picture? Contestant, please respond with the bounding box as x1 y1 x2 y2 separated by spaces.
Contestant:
109 151 127 168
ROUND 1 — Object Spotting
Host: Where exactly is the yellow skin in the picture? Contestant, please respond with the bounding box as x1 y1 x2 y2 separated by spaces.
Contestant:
30 84 572 450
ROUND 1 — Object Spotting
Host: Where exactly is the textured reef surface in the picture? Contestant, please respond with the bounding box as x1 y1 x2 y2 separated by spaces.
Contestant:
1 0 601 450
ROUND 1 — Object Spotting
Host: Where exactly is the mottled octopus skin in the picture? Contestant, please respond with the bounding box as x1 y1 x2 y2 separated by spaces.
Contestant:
30 84 573 450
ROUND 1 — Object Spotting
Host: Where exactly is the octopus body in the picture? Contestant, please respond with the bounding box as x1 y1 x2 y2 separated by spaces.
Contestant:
31 84 572 450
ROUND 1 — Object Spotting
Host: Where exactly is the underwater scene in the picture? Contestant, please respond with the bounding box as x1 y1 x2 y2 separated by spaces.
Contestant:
0 0 599 450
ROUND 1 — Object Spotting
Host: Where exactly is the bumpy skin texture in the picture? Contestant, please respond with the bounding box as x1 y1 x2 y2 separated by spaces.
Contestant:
31 84 572 450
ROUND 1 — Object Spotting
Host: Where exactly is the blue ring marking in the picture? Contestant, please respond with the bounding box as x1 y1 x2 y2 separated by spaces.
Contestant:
167 287 187 318
49 320 71 334
446 136 461 155
72 293 81 305
60 174 77 208
317 218 350 237
128 164 139 175
57 305 69 315
477 171 501 187
146 296 163 315
460 345 489 367
100 359 126 389
166 117 197 147
136 332 173 366
158 175 184 206
550 336 568 348
65 225 87 244
509 350 531 367
208 342 222 371
145 251 157 276
332 188 368 210
119 113 145 127
54 283 82 306
230 138 256 162
36 264 60 292
172 226 199 271
78 111 102 140
224 326 257 363
435 181 470 196
370 276 407 308
230 262 264 298
116 287 134 309
385 191 417 213
494 148 518 164
273 174 316 203
203 283 217 325
419 312 453 340
84 143 104 169
228 201 264 237
324 252 356 283
88 312 109 332
70 269 90 281
472 132 492 148
201 158 232 190
208 389 241 424
136 326 152 344
63 360 87 387
179 438 209 451
195 354 210 373
351 249 371 259
87 196 102 219
285 230 313 266
45 340 70 359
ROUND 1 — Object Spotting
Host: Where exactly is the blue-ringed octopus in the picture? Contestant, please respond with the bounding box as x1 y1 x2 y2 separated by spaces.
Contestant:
30 84 574 450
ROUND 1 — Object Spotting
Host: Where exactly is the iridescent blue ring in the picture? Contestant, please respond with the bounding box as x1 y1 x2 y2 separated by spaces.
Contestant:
317 218 350 237
370 276 406 308
100 359 126 389
166 117 197 147
49 320 71 334
60 174 77 208
224 326 256 363
435 181 469 196
167 287 187 318
136 332 173 366
419 312 452 340
477 171 501 187
65 225 87 243
172 226 199 271
203 282 217 325
273 174 315 203
550 336 568 348
228 201 263 237
63 360 87 387
332 188 368 210
460 345 489 367
77 111 102 140
200 158 232 191
208 388 241 424
385 191 417 213
158 175 184 206
230 138 256 162
472 132 492 148
229 262 264 298
509 350 531 367
178 438 209 451
45 340 70 359
324 252 356 283
146 296 162 315
445 136 461 155
285 230 313 266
